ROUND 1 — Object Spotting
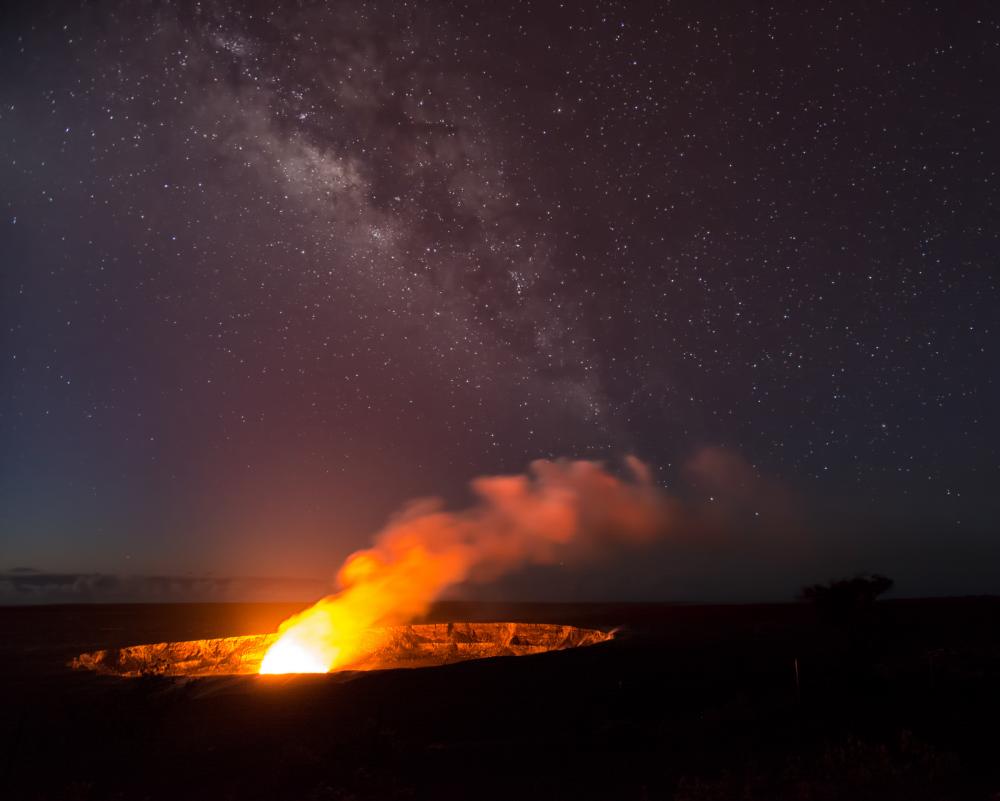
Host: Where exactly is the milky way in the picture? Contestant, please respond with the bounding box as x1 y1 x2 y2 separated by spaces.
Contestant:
2 1 998 598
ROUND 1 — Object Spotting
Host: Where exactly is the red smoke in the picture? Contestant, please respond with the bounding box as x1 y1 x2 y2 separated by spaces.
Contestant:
260 452 795 673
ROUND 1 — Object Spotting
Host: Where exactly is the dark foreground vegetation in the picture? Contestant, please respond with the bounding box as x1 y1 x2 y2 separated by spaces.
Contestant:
1 597 999 800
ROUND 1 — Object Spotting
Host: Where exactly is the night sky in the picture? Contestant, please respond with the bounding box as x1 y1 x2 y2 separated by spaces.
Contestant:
2 1 998 603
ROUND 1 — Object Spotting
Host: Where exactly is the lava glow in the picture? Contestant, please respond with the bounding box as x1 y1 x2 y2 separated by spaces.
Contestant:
259 458 664 674
259 635 333 675
258 598 367 674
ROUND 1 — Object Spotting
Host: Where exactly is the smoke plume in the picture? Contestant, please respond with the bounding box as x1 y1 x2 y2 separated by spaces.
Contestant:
265 457 669 671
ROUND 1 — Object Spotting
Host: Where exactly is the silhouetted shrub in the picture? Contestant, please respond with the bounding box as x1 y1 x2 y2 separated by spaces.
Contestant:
799 574 893 624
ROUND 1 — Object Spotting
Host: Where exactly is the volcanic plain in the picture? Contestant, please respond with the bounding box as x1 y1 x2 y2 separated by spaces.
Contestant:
2 599 999 800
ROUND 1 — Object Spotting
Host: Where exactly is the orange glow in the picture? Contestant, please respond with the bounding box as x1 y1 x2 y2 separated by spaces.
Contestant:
259 458 663 674
259 634 332 674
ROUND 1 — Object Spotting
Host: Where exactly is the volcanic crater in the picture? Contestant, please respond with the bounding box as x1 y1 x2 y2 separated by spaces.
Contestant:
70 622 613 677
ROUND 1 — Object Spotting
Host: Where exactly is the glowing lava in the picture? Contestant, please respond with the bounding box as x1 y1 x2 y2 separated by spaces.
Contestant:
258 578 398 674
259 635 332 674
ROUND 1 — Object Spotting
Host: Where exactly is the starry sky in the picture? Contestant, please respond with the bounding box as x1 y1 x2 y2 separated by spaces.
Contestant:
2 0 998 602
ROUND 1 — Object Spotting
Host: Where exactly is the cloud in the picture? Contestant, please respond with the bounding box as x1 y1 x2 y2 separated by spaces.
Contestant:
683 446 799 527
0 571 327 605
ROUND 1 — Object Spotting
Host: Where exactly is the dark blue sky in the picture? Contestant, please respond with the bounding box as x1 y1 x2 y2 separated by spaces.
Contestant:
2 0 998 602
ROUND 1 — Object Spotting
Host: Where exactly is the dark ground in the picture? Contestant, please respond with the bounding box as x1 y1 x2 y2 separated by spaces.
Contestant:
1 599 999 800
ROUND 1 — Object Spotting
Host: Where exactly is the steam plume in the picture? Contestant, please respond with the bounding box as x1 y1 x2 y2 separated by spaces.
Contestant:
263 457 667 671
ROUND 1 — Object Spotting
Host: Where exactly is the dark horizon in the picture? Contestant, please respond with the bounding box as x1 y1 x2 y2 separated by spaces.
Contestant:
3 565 998 606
